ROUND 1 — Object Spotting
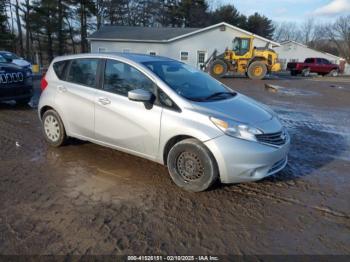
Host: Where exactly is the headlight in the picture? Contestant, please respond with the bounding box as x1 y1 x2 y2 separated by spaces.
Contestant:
210 117 263 142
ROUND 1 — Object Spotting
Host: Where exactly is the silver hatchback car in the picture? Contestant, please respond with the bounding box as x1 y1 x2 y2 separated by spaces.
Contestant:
38 53 290 192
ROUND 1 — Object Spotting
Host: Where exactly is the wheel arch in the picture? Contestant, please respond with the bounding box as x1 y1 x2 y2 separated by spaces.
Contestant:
39 105 54 120
248 56 267 67
163 135 194 165
162 135 219 169
39 105 70 136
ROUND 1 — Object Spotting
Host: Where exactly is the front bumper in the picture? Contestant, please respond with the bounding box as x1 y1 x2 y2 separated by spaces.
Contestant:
0 85 33 102
205 135 290 184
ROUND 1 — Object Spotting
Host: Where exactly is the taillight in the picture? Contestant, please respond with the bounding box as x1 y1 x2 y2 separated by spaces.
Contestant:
40 75 48 91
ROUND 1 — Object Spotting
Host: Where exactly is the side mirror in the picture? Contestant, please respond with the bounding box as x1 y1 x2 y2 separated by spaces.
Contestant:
128 89 153 102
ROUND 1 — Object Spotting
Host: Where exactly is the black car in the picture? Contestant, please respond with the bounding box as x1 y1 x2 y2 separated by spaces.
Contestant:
0 56 33 105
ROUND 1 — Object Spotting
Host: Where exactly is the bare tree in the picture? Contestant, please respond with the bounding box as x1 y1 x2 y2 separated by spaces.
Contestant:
300 18 315 44
273 21 302 42
324 15 350 62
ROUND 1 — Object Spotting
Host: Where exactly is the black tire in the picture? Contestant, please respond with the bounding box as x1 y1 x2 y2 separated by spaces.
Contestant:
290 70 297 76
42 109 67 147
209 60 228 78
247 61 267 80
167 138 218 192
328 69 339 77
301 68 310 77
16 97 31 105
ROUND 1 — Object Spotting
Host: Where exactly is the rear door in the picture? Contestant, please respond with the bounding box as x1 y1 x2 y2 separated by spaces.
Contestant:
54 58 100 139
321 58 332 73
315 58 324 73
94 59 162 160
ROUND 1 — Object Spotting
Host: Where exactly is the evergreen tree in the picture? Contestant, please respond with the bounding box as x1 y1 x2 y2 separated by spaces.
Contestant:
178 0 209 27
0 0 14 50
246 12 274 39
30 0 58 61
210 4 247 29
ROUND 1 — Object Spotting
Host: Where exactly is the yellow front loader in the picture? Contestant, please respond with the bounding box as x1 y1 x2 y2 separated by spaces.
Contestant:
206 36 281 80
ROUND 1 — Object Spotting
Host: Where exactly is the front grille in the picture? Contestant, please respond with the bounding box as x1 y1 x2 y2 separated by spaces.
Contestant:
255 130 287 146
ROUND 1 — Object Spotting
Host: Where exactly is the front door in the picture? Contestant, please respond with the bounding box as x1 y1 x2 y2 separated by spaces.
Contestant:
197 51 206 69
94 59 162 160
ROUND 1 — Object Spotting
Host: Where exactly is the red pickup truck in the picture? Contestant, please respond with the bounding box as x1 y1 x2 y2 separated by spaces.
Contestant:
287 58 339 77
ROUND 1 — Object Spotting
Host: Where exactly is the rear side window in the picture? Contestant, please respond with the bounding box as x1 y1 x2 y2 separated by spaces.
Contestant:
67 58 99 88
322 59 330 64
305 58 313 63
53 60 69 80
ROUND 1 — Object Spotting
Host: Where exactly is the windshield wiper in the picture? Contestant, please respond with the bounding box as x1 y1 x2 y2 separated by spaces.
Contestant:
200 92 236 101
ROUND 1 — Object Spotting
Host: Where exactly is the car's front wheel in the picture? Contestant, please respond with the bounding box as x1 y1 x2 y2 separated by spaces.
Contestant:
167 138 218 192
42 109 67 147
328 69 339 77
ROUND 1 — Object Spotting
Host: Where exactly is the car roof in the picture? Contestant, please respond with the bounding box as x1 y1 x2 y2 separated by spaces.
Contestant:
54 52 180 64
107 52 179 63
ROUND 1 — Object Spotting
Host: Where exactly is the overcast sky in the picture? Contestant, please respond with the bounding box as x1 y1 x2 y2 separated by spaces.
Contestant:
212 0 350 22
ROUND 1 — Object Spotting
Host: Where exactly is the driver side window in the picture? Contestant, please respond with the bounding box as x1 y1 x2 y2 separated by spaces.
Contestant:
104 59 155 96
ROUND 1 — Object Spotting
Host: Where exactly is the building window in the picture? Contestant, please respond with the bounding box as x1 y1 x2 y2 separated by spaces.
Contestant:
289 58 299 62
123 49 131 53
98 47 107 53
149 51 157 56
180 51 189 61
197 52 206 64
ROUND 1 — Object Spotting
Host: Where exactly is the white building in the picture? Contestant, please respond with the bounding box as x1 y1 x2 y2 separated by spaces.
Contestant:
275 40 344 70
88 22 280 69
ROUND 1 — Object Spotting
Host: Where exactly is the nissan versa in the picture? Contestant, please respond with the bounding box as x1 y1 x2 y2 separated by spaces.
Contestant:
38 53 290 192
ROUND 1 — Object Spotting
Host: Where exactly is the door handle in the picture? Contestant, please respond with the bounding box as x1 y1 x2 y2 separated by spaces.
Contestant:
57 85 67 92
98 97 111 105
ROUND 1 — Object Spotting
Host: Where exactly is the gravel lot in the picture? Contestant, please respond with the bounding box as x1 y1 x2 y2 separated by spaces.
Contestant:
0 75 349 255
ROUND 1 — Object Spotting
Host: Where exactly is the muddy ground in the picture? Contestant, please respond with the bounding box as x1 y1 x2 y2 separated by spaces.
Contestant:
0 75 349 255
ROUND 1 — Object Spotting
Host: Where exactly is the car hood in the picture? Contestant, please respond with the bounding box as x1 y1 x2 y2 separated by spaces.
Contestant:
191 93 274 125
0 62 24 72
12 59 31 67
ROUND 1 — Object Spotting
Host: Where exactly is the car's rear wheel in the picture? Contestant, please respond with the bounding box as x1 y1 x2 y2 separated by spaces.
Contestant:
302 68 310 77
42 109 67 147
167 138 218 192
290 70 298 76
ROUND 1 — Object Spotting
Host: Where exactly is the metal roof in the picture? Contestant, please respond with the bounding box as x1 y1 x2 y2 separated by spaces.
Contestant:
279 40 342 60
88 22 281 46
88 26 200 42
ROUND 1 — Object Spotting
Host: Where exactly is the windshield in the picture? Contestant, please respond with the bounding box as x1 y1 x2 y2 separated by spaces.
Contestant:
0 55 7 63
1 52 19 60
142 60 235 102
232 38 240 52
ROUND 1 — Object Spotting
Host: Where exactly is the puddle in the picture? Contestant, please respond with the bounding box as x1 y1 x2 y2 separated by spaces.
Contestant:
265 84 319 96
63 165 149 205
